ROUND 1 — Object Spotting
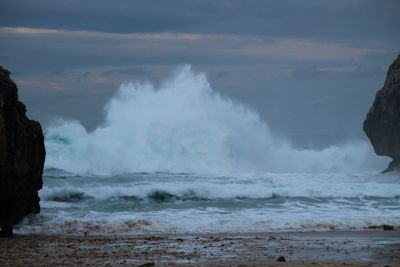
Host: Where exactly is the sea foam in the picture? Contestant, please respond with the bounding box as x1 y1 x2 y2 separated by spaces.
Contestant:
44 65 388 175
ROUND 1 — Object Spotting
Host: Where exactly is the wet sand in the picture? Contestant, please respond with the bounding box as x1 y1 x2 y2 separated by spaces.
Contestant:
1 230 399 266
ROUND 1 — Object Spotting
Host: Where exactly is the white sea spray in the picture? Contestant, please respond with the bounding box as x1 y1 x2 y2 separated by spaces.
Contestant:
44 65 388 175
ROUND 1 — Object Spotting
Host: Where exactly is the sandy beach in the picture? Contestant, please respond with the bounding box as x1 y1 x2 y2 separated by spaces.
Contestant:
1 230 399 266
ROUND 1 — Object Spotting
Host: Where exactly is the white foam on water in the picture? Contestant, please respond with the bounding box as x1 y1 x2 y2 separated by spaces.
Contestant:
44 65 388 175
39 173 400 201
26 171 399 235
17 204 400 235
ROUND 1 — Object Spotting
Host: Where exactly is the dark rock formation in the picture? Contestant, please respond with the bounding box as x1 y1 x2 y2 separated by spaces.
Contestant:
276 256 286 262
363 54 400 172
383 224 395 231
0 66 45 236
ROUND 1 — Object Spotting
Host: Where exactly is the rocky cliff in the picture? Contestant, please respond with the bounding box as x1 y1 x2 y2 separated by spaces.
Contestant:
0 66 45 236
363 55 400 172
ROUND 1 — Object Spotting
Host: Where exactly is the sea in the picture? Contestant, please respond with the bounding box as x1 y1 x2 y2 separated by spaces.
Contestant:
16 66 400 235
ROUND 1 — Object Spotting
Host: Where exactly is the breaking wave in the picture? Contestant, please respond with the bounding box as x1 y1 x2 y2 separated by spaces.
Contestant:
44 65 387 175
39 173 400 202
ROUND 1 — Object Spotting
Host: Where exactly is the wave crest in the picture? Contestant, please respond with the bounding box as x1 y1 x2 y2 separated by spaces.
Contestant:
44 65 388 175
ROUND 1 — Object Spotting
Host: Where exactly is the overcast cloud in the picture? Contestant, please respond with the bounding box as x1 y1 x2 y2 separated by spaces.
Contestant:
0 0 399 144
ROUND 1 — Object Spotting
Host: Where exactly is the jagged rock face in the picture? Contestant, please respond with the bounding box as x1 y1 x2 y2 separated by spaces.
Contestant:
0 66 45 231
363 55 400 172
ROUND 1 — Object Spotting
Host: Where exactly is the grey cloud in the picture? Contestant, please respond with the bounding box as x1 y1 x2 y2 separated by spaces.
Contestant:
291 50 396 80
1 0 399 42
291 64 386 80
0 28 392 74
100 67 149 77
49 68 65 75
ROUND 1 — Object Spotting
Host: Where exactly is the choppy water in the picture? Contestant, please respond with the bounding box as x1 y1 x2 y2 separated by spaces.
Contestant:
15 168 399 235
16 66 399 235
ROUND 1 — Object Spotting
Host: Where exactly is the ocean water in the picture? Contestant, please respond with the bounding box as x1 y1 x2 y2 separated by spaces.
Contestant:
17 66 400 235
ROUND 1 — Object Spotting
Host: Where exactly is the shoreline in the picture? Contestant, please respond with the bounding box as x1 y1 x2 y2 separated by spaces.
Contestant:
1 229 399 266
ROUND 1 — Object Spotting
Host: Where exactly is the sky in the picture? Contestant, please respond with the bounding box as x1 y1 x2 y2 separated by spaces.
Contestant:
0 0 399 143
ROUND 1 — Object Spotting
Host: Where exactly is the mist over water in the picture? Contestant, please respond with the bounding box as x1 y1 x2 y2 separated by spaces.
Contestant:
44 65 387 175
